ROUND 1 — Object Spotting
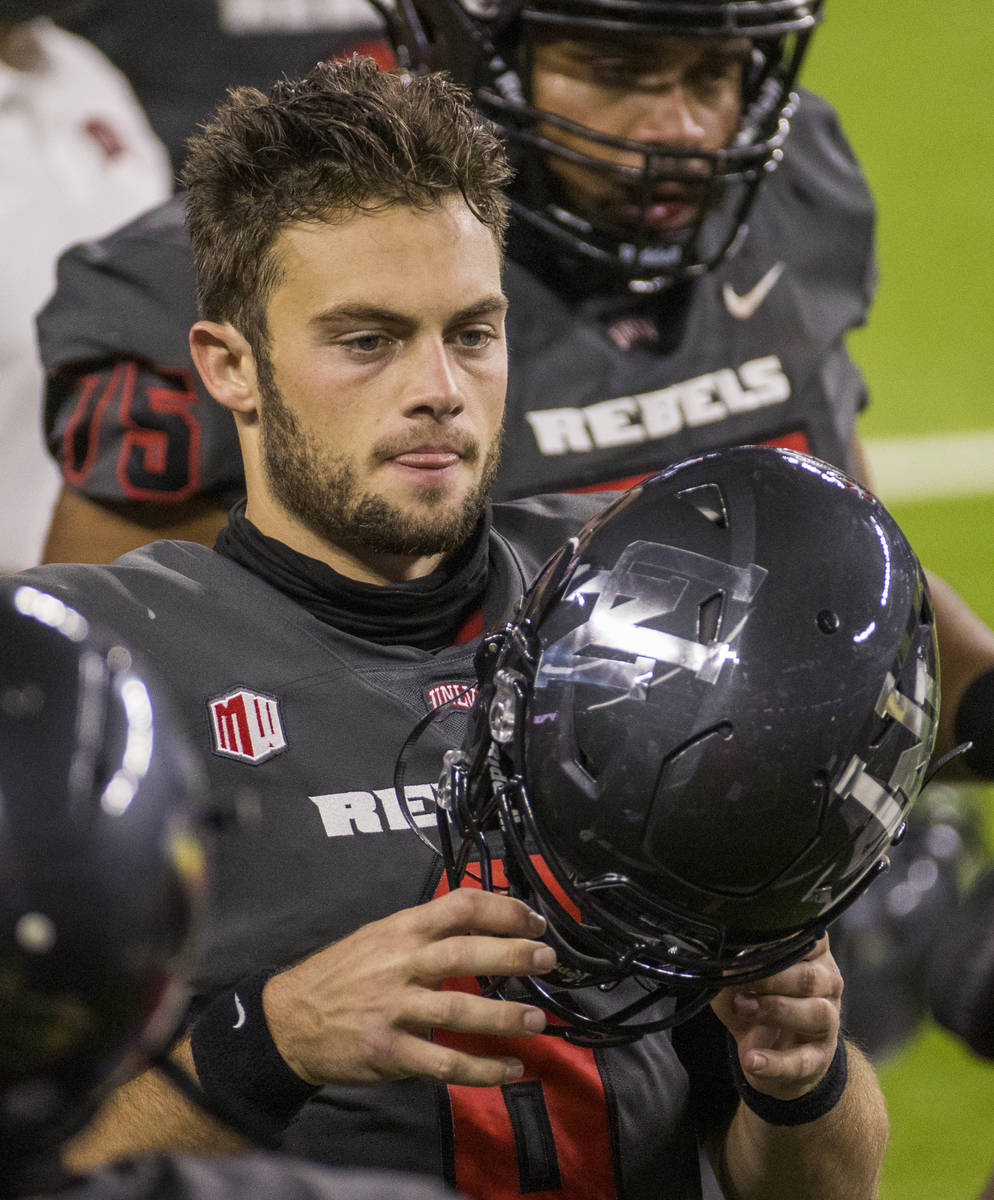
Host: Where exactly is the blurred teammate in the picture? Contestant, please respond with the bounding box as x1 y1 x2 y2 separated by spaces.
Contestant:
927 862 994 1200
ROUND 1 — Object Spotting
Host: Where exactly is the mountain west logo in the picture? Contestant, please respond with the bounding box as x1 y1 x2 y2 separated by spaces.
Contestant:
208 688 287 764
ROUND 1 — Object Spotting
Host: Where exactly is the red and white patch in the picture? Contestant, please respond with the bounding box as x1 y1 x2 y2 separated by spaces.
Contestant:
425 682 478 713
208 688 287 764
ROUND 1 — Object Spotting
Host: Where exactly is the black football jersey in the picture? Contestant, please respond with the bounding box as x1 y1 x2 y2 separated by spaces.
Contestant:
17 495 713 1199
498 90 873 495
39 89 873 510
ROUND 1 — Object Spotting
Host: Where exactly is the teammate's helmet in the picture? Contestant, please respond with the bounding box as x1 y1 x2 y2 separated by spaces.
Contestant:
0 585 206 1163
438 446 939 1042
381 0 823 291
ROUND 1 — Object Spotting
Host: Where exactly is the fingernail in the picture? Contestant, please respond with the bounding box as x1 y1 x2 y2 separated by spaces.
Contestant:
525 910 546 935
523 1008 546 1034
746 1052 768 1073
733 992 759 1016
503 1059 524 1082
532 945 557 972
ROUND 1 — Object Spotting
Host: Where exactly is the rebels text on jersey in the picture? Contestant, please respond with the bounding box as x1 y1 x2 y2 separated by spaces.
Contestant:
39 90 874 508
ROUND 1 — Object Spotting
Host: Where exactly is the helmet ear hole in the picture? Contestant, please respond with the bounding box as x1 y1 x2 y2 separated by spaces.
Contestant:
677 483 728 528
575 741 599 785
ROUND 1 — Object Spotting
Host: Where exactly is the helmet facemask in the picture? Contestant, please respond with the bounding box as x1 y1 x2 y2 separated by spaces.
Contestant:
381 0 823 291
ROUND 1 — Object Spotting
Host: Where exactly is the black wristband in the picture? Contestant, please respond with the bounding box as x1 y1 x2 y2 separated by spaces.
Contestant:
726 1033 848 1127
190 968 319 1143
954 667 994 780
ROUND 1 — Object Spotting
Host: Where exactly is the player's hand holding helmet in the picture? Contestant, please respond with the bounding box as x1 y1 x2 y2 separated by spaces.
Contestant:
0 584 206 1169
438 445 939 1043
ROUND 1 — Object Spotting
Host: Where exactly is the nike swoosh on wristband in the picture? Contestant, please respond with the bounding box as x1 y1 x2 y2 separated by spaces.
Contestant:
722 261 786 320
232 993 247 1030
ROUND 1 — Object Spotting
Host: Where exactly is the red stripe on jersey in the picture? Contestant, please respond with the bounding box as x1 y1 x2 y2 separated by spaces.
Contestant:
432 867 615 1199
763 430 811 454
564 431 813 494
453 608 484 645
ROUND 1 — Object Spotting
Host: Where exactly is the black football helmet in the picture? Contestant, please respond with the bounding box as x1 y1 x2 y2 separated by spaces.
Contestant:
437 446 939 1042
378 0 823 291
0 584 206 1170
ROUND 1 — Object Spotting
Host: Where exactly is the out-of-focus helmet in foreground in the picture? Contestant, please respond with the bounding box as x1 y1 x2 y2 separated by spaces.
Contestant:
0 584 205 1166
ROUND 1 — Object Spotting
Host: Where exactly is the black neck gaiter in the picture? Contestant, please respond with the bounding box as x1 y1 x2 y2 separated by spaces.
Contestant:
214 504 489 652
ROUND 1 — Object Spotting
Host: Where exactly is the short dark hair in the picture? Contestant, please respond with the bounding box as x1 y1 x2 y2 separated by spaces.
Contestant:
182 55 512 357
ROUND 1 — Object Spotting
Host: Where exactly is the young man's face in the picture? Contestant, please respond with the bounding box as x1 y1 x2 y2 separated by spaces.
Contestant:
253 196 507 581
530 31 749 235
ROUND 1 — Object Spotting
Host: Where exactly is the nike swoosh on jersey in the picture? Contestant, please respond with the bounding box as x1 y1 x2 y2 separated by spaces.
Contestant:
722 262 786 320
232 993 247 1030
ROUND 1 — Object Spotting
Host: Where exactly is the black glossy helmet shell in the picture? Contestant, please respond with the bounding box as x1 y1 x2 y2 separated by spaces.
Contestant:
509 447 938 955
0 584 206 1158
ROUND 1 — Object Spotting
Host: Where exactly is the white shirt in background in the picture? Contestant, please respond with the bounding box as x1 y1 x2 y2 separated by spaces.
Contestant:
0 17 172 571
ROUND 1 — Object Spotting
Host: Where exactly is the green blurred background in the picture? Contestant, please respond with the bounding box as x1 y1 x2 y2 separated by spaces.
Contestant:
804 4 994 1197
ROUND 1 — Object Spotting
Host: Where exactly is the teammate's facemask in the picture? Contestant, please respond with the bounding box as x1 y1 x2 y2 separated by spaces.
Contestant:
0 585 206 1172
377 0 823 292
436 446 939 1044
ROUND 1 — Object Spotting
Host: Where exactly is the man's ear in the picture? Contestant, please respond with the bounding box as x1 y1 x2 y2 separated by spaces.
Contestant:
189 321 259 414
